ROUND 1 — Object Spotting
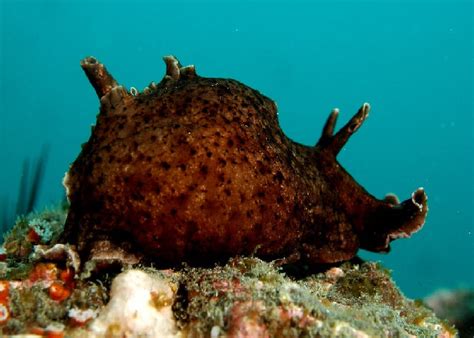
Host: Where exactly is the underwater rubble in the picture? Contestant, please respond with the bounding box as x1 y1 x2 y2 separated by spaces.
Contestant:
0 206 457 337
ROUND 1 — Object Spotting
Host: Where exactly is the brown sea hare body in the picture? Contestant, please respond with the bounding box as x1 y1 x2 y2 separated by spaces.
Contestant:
61 56 428 266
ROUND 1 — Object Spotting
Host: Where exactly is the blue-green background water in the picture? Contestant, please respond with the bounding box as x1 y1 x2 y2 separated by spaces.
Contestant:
0 0 472 299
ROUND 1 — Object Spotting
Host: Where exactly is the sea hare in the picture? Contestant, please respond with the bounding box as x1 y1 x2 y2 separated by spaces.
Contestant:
61 56 428 266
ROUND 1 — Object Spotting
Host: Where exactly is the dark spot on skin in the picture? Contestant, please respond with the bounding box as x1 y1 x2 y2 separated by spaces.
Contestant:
161 161 171 170
200 165 208 175
273 171 284 183
177 194 187 204
236 135 246 145
131 191 144 201
177 135 188 145
143 211 151 221
256 161 269 175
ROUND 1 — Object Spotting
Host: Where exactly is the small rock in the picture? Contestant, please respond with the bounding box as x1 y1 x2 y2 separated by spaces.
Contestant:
89 269 180 338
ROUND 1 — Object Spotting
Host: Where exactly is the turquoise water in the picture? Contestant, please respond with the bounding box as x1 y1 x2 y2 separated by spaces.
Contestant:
0 0 472 299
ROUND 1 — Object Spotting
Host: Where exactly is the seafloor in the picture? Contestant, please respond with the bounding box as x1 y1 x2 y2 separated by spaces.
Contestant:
0 205 457 337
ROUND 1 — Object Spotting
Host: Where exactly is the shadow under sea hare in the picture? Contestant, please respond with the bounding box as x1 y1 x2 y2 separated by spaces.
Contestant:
60 56 428 267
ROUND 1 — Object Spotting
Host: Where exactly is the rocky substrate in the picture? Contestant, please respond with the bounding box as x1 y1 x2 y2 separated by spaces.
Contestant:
0 207 456 337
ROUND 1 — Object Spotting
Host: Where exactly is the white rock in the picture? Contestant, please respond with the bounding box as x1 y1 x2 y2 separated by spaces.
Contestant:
89 269 181 338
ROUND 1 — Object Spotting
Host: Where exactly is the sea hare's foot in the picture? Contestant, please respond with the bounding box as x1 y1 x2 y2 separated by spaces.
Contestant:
317 103 370 155
30 244 81 272
81 240 144 279
272 251 301 267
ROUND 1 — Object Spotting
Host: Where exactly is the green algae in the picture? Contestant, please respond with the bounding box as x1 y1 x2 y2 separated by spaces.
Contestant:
1 205 67 280
3 279 108 335
0 205 109 335
3 204 66 257
8 284 67 331
174 258 455 337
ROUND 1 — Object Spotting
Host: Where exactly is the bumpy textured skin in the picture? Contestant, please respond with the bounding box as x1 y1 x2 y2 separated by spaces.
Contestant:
61 56 428 266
